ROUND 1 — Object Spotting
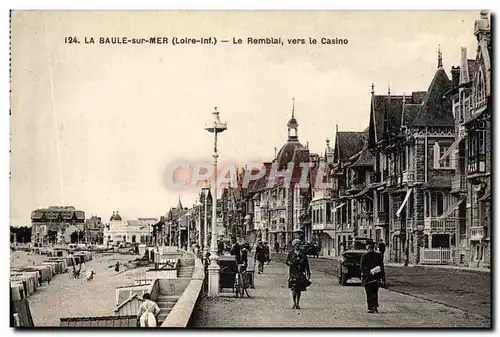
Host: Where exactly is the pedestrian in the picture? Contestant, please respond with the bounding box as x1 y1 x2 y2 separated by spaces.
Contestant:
377 239 386 260
229 236 241 264
264 241 271 264
360 241 385 313
377 239 387 286
275 241 280 254
286 239 311 309
254 240 267 274
137 293 161 327
115 261 120 272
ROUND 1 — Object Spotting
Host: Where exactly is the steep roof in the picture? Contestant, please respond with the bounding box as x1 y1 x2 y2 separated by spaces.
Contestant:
350 147 374 168
31 207 85 221
369 95 406 145
334 131 366 163
410 68 453 127
402 104 421 127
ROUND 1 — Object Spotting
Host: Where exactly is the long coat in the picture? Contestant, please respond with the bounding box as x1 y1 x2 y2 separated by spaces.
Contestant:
360 250 385 284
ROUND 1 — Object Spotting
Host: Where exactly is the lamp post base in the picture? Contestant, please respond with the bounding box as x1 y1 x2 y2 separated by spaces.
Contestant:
207 261 220 296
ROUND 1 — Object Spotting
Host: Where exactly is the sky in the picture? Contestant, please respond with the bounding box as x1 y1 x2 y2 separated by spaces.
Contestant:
10 10 480 225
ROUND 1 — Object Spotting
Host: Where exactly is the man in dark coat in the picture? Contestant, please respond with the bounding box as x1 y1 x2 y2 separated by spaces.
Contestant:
229 236 241 264
360 241 385 313
377 240 386 260
254 241 267 273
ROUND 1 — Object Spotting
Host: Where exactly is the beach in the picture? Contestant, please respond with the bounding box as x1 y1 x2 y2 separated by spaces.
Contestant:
11 250 150 327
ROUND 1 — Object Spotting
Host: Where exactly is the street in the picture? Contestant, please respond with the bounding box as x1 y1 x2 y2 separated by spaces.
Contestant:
271 254 491 319
190 259 490 328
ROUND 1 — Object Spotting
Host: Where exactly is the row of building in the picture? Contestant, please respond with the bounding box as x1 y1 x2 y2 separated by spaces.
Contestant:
29 12 490 269
172 11 490 268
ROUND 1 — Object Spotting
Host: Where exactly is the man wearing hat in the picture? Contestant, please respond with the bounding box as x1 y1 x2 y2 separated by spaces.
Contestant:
360 241 385 313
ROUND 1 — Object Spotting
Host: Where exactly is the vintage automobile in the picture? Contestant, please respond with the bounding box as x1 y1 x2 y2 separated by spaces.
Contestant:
301 242 321 258
337 237 375 286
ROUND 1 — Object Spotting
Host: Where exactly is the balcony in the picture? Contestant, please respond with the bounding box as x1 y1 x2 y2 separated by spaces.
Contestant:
392 219 402 232
424 217 458 232
402 169 415 184
451 174 466 192
470 226 485 241
376 211 388 226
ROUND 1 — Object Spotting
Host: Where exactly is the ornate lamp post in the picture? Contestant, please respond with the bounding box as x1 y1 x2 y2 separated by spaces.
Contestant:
196 199 202 248
202 183 211 257
187 210 191 251
205 107 227 296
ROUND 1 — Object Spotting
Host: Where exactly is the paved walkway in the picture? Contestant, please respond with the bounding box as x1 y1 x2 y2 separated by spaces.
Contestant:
191 260 490 328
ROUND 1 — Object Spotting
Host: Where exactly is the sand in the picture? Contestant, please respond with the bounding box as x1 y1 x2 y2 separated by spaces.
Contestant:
11 250 150 327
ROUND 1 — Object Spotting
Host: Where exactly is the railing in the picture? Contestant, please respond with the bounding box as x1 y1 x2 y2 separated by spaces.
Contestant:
470 226 485 241
424 217 458 232
402 169 415 184
376 211 388 226
451 174 466 192
420 247 454 265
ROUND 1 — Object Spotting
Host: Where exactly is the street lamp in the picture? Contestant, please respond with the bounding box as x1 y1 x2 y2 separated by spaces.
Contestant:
205 107 227 296
196 199 202 248
202 183 210 258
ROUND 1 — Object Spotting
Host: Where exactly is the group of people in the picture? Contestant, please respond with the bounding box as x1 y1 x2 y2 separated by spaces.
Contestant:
227 236 271 273
285 238 385 313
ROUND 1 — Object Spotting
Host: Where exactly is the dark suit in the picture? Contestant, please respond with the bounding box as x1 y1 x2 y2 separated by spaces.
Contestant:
360 250 385 311
230 243 241 264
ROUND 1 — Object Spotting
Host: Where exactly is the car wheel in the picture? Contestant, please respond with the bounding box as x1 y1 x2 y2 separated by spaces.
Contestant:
340 273 348 286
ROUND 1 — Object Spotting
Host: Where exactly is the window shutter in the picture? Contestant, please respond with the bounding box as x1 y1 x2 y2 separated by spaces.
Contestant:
433 142 440 169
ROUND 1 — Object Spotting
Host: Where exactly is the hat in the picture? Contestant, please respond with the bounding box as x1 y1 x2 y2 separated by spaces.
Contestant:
292 239 301 247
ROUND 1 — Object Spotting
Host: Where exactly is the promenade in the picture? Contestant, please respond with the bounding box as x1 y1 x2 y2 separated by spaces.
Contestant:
190 260 490 328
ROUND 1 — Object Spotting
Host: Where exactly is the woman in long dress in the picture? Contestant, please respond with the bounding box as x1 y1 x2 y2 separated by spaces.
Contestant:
137 293 161 327
286 239 311 309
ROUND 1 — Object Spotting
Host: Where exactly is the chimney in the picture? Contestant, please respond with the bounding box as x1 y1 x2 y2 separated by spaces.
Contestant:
451 66 460 88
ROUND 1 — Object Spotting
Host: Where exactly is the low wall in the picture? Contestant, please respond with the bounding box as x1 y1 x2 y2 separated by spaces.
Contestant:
146 269 177 280
161 249 204 328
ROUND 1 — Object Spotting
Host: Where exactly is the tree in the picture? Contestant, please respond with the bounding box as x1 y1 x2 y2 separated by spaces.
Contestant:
70 230 85 244
10 226 32 243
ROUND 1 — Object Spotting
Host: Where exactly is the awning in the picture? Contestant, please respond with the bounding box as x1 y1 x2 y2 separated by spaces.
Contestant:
440 134 465 163
354 187 372 199
323 230 336 239
439 196 465 219
396 189 413 218
333 203 346 213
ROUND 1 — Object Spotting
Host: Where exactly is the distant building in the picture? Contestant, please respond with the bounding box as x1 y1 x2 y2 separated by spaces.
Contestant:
103 211 156 246
31 206 85 245
84 216 105 245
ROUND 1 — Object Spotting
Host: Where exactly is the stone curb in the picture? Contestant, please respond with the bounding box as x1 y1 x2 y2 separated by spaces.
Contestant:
161 250 205 328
